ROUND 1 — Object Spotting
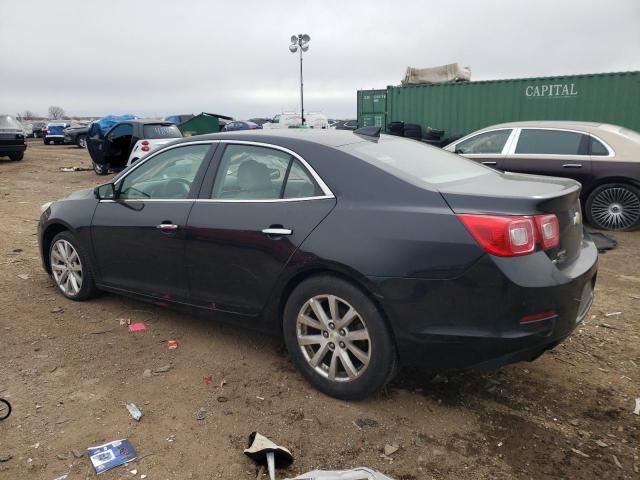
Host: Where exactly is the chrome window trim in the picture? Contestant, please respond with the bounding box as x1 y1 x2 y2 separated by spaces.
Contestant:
508 127 615 157
104 139 335 204
214 140 334 198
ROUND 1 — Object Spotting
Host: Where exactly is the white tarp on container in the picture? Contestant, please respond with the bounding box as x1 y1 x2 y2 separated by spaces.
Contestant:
402 63 471 85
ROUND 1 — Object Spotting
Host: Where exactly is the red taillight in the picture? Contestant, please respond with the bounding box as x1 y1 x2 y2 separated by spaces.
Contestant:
458 213 560 257
141 140 150 152
535 214 559 250
141 140 149 145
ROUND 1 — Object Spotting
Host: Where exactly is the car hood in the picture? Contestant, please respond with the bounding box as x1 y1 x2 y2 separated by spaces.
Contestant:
64 187 95 201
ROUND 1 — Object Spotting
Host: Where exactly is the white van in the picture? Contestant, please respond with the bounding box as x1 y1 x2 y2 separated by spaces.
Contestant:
263 112 329 129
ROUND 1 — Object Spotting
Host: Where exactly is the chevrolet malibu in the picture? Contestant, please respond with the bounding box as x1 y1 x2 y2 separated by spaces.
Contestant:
38 129 597 400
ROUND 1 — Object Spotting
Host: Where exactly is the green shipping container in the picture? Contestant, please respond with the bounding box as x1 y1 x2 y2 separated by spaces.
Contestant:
357 89 387 128
358 71 640 138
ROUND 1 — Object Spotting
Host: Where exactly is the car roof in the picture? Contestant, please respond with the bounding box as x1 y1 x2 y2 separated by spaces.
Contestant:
481 120 620 132
172 128 370 148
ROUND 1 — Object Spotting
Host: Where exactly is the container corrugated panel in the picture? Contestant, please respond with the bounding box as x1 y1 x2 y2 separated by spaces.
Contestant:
382 71 639 138
357 89 387 129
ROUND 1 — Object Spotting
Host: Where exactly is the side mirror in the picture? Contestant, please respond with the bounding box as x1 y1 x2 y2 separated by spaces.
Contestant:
95 183 116 200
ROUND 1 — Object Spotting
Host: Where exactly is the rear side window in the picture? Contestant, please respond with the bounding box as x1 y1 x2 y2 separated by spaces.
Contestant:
590 137 609 156
515 129 588 155
143 124 182 139
341 137 491 186
211 144 321 200
455 129 512 154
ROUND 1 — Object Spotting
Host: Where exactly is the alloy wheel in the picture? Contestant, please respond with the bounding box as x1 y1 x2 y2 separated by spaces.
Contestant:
296 294 371 382
590 186 640 230
50 239 83 296
78 136 87 148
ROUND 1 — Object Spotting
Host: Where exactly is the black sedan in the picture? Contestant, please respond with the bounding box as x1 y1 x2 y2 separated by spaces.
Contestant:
38 129 597 399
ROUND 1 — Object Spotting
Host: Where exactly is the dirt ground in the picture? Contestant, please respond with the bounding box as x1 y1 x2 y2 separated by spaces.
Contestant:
0 140 638 480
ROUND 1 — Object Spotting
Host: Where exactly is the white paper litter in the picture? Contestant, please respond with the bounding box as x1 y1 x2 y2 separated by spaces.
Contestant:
286 468 395 480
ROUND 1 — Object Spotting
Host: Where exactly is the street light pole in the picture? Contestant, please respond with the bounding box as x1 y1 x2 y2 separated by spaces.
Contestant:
289 34 310 126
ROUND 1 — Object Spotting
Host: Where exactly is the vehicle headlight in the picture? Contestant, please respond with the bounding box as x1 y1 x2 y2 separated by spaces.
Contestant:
40 201 53 214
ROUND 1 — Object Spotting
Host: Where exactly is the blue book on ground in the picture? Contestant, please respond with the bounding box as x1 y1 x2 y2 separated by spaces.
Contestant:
87 439 137 475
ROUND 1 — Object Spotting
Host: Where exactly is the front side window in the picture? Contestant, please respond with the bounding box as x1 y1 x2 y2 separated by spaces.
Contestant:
211 144 321 200
515 129 587 155
118 144 210 199
455 129 512 154
108 123 133 140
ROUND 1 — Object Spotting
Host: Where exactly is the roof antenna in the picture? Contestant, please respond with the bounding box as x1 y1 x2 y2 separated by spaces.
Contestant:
353 126 381 140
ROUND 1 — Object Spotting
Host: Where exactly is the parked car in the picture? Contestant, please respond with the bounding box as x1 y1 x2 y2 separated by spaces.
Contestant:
87 119 183 175
223 120 261 131
335 120 359 131
445 121 640 231
21 123 34 138
64 124 90 148
38 129 597 399
31 122 46 138
0 114 27 161
44 122 70 145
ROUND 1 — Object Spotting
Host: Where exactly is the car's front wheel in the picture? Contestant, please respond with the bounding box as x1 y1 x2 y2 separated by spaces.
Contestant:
44 139 50 145
586 183 640 231
93 161 108 176
49 231 98 301
77 135 87 148
283 275 397 400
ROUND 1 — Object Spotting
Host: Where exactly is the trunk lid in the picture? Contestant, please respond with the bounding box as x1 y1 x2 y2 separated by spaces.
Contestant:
439 171 584 266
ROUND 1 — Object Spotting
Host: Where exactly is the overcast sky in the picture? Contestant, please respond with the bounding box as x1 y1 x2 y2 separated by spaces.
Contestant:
1 0 638 120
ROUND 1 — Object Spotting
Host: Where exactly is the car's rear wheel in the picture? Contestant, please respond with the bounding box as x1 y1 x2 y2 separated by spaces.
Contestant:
9 152 23 161
283 275 397 400
77 135 87 149
93 161 108 175
49 232 97 301
586 183 640 231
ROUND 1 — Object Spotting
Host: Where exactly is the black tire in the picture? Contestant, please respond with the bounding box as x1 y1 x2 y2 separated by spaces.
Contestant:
9 152 23 161
93 161 108 176
585 183 640 231
48 231 98 301
44 139 50 145
0 399 11 420
283 275 397 400
76 135 87 149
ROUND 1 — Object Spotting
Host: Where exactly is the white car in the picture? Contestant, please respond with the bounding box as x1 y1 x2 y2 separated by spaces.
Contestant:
263 112 329 129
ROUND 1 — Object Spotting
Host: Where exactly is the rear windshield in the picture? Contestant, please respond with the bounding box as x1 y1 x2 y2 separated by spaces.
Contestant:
0 115 20 128
143 124 182 139
341 137 492 186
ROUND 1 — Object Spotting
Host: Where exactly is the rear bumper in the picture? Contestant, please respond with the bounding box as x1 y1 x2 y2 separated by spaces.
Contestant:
371 237 598 370
0 144 27 153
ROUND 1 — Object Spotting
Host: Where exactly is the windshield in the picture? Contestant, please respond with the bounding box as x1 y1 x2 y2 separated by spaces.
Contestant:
143 124 182 139
341 136 492 186
0 115 20 129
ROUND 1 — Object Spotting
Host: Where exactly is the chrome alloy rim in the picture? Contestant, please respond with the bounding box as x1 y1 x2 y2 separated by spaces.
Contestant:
50 239 83 296
79 137 87 148
296 295 371 382
591 187 640 230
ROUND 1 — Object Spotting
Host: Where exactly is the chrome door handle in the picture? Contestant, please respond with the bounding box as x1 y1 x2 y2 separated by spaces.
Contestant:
262 228 292 236
157 223 179 231
481 161 497 165
562 164 582 168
